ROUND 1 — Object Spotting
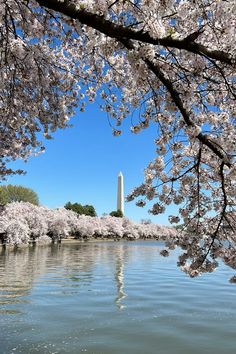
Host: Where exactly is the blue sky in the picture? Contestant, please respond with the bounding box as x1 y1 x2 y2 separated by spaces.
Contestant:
3 104 175 224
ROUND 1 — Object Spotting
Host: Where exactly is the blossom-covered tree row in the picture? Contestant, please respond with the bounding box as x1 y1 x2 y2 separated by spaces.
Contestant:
0 202 176 245
1 203 236 282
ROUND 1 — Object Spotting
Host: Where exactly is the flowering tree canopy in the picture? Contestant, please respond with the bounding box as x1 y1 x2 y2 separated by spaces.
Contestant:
0 201 175 244
0 1 236 276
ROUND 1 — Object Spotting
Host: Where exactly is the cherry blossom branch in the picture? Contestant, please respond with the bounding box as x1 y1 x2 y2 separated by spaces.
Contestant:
33 1 233 166
36 0 234 66
143 58 232 167
118 33 233 168
191 162 229 267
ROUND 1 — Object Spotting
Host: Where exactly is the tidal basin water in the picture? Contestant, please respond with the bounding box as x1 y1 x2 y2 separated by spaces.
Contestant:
0 241 236 354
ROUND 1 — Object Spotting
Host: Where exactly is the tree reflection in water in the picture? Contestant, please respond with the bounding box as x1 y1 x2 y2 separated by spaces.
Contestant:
0 241 162 313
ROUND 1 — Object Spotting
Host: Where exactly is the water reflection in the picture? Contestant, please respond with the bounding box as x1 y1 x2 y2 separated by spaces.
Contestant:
114 245 127 310
0 245 46 306
1 241 236 354
0 241 160 310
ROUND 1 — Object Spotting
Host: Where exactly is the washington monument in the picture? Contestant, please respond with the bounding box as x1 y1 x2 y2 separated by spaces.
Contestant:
117 172 124 215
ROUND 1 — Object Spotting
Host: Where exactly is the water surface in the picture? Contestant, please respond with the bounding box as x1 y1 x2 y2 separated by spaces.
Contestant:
0 241 236 354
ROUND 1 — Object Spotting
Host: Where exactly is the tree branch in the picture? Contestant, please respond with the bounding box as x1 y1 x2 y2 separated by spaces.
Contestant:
34 0 233 167
143 58 232 167
35 0 234 66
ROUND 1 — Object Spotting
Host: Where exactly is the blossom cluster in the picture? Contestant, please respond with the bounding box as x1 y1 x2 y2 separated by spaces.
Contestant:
0 202 176 245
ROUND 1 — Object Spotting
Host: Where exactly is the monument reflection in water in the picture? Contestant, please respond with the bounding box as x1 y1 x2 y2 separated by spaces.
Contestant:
1 241 236 354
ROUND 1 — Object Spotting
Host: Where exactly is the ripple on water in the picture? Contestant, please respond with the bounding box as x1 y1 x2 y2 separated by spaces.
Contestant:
0 241 236 354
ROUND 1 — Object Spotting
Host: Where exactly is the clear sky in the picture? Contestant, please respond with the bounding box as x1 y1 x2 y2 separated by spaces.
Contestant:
3 103 175 224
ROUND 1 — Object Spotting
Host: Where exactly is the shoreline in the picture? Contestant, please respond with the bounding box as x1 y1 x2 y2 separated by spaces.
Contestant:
0 236 162 250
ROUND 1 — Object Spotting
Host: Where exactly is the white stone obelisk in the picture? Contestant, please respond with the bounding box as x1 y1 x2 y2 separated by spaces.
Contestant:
117 172 124 215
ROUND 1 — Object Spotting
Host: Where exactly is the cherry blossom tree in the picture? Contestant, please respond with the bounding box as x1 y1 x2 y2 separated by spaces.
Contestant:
0 1 235 277
0 202 173 244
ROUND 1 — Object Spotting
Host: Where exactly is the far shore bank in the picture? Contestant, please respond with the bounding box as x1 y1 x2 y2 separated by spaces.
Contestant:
0 236 163 250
